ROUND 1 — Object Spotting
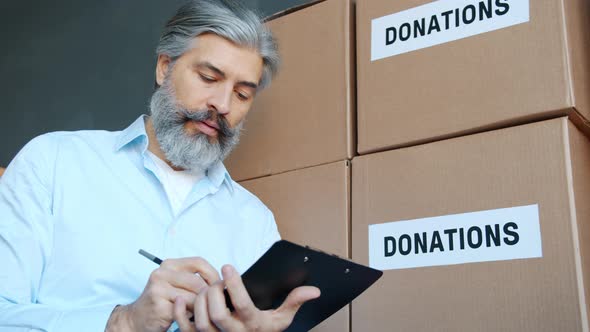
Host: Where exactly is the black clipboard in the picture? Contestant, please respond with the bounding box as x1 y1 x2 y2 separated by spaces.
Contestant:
232 240 383 332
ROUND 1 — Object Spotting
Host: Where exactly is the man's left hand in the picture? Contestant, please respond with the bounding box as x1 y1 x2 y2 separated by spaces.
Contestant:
173 264 321 332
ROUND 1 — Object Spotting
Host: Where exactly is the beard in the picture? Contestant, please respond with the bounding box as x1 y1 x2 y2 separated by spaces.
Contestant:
149 80 243 173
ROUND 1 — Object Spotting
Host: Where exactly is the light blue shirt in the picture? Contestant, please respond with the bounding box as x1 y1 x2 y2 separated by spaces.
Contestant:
0 115 280 331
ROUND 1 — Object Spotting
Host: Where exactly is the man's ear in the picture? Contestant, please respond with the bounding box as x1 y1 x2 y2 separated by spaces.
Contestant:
155 54 172 87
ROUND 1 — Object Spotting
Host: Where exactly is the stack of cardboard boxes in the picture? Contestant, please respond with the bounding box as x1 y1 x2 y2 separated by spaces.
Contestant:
225 0 354 331
228 0 590 331
354 0 590 330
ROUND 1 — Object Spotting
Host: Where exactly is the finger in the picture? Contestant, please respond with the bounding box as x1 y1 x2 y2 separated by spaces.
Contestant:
207 280 240 331
193 287 219 332
163 283 198 311
274 286 321 327
160 268 209 294
149 266 207 296
161 257 221 284
221 264 256 321
174 297 197 332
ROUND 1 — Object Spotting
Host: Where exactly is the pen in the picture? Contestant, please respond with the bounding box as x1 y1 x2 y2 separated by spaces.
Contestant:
139 249 163 265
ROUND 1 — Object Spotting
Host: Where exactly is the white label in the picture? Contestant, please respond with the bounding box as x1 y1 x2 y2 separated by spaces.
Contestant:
368 204 542 270
371 0 530 61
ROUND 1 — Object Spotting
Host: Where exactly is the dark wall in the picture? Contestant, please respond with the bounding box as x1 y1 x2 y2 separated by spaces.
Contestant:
0 0 311 166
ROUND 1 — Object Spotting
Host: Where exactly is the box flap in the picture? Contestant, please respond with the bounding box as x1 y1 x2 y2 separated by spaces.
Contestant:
264 0 325 22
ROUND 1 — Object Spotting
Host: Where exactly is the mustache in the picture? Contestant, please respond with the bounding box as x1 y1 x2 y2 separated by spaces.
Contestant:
175 108 236 139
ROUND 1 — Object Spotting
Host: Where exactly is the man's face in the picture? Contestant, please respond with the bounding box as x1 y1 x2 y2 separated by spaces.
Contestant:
150 33 264 171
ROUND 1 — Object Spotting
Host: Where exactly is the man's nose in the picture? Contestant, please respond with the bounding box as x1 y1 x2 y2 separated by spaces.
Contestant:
207 84 232 116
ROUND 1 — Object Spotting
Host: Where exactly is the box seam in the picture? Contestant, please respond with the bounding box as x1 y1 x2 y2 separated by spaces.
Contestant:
559 0 575 106
563 119 589 332
346 0 358 160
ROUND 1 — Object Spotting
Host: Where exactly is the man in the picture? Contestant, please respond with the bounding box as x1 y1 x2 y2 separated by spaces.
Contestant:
0 167 4 177
0 1 319 331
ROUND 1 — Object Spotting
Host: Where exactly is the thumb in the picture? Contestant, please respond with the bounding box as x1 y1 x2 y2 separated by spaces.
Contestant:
274 286 321 325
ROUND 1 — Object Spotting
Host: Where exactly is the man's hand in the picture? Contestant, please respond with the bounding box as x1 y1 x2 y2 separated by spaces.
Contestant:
106 257 220 332
174 264 321 332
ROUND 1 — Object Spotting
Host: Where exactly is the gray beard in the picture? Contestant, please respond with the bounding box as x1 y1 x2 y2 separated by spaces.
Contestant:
149 81 243 173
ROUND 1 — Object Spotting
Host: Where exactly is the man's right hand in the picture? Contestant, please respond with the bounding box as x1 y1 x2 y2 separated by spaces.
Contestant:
105 257 220 332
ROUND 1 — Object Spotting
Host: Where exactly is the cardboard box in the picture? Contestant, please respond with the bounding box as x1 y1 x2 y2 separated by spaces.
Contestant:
356 0 590 153
240 160 350 332
352 117 590 331
225 0 355 181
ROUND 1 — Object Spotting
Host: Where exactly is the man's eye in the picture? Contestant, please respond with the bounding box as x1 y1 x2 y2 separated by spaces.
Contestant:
200 74 216 83
236 91 250 101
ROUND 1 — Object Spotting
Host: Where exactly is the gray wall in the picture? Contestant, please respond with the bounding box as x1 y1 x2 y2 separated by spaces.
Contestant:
0 0 310 166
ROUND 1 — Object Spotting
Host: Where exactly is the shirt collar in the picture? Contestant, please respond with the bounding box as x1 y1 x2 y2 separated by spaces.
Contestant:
115 115 235 194
114 115 149 152
207 161 235 194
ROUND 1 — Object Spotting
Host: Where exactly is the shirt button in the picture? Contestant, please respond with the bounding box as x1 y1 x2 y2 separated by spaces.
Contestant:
169 228 176 236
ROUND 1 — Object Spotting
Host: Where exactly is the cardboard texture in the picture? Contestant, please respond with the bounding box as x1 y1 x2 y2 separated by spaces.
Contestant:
225 0 355 181
352 117 590 331
356 0 590 153
240 161 351 332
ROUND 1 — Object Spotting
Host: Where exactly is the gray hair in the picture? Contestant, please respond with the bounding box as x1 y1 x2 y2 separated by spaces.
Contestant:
156 0 279 89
